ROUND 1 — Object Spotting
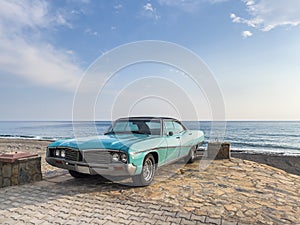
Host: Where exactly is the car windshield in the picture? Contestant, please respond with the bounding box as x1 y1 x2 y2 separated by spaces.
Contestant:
105 119 161 135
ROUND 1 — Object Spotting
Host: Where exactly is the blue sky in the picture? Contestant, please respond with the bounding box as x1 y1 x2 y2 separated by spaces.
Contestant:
1 0 300 121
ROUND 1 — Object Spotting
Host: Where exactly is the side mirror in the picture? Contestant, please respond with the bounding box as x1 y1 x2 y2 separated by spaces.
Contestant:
168 131 174 136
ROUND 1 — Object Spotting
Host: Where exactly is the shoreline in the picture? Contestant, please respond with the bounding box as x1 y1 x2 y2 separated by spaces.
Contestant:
0 138 299 176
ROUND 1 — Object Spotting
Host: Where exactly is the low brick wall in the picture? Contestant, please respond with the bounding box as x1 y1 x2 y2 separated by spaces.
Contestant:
0 153 42 188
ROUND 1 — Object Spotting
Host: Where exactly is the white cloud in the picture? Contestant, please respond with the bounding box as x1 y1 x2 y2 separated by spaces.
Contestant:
114 4 123 10
242 30 253 38
84 28 99 36
142 3 160 20
231 0 300 32
157 0 201 13
157 0 228 12
144 3 154 12
0 0 82 90
0 38 81 90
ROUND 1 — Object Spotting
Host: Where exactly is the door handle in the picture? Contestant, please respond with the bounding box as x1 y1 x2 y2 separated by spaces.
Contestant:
176 136 180 139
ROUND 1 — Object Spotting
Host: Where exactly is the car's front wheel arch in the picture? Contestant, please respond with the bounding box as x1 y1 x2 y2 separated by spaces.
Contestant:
132 153 156 186
149 151 158 169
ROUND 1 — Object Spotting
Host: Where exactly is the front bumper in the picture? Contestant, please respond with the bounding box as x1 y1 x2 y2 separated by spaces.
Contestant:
46 157 137 176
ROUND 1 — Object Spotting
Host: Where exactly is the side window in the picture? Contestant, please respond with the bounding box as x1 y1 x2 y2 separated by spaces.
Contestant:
173 121 185 134
164 121 174 135
146 120 161 135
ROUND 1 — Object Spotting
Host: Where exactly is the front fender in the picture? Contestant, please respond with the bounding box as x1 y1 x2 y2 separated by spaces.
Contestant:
128 151 150 175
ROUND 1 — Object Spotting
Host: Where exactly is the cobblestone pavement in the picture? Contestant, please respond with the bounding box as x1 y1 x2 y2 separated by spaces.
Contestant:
1 139 299 224
0 173 240 225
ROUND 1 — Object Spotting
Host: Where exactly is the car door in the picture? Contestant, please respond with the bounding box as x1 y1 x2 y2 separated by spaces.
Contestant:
172 121 191 158
164 120 181 162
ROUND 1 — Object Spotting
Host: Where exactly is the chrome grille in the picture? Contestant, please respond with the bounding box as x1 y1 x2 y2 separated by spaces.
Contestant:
83 151 112 164
64 148 81 161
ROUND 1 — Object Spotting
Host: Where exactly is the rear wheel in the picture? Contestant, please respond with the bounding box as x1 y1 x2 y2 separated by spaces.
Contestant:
187 145 197 164
132 154 156 186
69 170 90 178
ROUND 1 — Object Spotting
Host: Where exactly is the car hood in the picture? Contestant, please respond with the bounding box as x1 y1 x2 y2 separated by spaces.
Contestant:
48 134 156 152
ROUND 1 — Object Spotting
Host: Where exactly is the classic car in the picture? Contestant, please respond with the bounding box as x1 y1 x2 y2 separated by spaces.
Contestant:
46 117 204 186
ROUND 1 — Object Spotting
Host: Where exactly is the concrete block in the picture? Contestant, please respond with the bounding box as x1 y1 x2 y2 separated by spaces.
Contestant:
206 142 231 160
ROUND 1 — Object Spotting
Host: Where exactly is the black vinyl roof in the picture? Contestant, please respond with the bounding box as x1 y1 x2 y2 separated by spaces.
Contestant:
117 116 179 121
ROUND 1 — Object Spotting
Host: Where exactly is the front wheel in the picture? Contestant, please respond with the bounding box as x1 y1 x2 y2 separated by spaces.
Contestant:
187 145 197 164
132 154 156 186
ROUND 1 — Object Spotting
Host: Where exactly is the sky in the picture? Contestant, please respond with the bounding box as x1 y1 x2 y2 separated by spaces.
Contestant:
0 0 300 121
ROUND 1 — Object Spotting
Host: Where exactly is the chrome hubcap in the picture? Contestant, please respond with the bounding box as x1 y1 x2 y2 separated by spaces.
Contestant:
143 158 154 181
191 147 196 159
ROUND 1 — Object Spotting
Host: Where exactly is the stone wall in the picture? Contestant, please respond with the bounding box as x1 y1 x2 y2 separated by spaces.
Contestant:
0 156 42 188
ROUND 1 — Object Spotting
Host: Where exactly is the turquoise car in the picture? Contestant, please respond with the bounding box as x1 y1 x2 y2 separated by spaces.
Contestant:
46 117 204 186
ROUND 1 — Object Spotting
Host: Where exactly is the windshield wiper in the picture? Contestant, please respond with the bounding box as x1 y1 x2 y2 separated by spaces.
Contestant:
104 131 115 135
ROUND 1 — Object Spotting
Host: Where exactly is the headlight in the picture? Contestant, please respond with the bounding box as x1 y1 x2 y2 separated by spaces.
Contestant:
112 153 120 162
55 149 60 157
120 153 127 163
60 150 66 158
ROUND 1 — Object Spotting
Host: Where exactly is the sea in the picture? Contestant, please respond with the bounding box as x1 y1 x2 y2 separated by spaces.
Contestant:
0 121 300 156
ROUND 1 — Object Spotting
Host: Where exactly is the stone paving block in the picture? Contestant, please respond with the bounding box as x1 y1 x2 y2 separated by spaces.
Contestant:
162 211 177 217
116 212 131 220
90 218 107 225
166 216 182 223
28 217 45 225
79 217 95 224
52 217 69 224
115 203 128 209
142 217 156 224
80 211 94 218
155 220 171 225
135 202 149 208
116 218 131 224
153 214 168 221
75 222 91 225
137 207 150 213
20 214 35 222
176 212 192 220
126 205 140 211
124 200 138 207
149 209 164 216
181 218 197 225
196 222 209 225
8 212 23 220
104 215 117 221
222 220 238 225
129 221 143 225
1 218 16 225
205 216 222 225
10 202 24 208
126 210 141 217
129 215 142 221
139 212 153 219
148 204 162 210
191 214 206 222
42 215 62 222
64 222 78 225
69 209 84 216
